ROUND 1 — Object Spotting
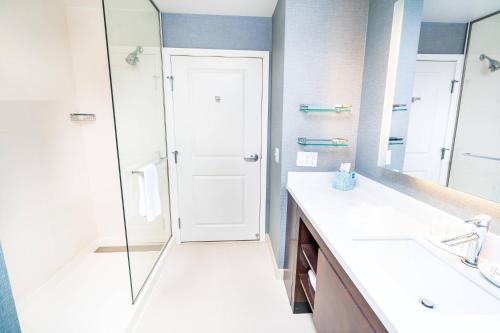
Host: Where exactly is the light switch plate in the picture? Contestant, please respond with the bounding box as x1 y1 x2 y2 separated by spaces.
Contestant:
297 151 318 167
386 150 392 165
274 147 280 164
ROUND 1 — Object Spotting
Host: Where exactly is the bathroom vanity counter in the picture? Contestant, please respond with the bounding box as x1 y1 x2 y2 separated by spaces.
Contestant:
286 172 500 333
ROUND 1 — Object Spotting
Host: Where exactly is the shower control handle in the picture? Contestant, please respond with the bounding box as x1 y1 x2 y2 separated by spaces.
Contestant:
244 154 259 162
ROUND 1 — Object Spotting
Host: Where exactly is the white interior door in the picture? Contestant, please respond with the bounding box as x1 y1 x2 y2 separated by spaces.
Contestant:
170 55 263 242
403 60 458 184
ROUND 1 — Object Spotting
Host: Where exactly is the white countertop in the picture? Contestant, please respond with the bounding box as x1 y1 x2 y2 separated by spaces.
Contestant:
287 172 500 333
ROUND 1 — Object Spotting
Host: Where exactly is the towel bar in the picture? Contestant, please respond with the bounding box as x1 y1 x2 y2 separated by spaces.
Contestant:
131 157 168 174
463 153 500 162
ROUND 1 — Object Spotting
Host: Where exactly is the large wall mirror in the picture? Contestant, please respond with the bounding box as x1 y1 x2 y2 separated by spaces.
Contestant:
380 0 500 204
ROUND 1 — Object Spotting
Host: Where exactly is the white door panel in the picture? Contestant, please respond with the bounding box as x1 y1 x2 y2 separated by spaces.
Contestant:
404 60 457 184
171 56 262 242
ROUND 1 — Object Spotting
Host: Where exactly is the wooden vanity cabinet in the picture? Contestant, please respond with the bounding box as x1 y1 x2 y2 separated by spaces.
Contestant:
285 194 387 333
314 250 377 333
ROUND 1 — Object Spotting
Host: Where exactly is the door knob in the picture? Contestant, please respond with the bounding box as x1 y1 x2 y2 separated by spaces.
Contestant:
244 154 259 162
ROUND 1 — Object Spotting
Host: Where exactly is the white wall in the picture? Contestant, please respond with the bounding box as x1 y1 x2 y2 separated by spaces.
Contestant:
0 0 98 303
65 3 125 245
0 0 124 304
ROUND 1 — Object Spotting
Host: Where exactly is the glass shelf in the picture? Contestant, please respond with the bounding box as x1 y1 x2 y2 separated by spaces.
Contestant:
389 137 404 145
298 137 349 147
300 104 352 113
392 104 408 112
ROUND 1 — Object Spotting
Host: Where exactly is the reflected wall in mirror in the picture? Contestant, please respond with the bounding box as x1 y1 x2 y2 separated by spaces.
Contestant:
102 0 172 302
381 0 500 203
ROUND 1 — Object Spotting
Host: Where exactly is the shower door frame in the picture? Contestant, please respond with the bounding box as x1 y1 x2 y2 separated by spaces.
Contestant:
101 0 173 304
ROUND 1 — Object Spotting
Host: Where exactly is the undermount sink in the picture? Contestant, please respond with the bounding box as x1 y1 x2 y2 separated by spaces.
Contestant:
352 239 500 315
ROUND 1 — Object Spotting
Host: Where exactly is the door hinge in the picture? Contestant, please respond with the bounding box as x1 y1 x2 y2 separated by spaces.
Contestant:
166 75 174 91
450 80 459 94
172 150 179 164
178 218 181 229
440 147 450 160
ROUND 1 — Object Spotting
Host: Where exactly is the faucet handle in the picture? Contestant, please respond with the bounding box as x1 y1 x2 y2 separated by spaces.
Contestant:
465 215 491 229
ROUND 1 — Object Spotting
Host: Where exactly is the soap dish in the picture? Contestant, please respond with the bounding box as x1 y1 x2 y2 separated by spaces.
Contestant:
478 261 500 288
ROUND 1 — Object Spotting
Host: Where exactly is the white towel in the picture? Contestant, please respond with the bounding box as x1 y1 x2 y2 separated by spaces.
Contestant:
308 270 317 291
138 163 162 222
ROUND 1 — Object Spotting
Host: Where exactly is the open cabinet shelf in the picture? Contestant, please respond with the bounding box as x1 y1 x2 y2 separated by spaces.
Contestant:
299 273 315 310
292 220 320 314
301 244 318 275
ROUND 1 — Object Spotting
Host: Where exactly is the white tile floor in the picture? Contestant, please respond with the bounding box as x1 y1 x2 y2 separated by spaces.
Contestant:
133 241 316 333
18 250 160 333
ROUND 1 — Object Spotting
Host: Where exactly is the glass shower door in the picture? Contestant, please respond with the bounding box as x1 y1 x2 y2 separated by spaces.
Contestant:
102 0 171 301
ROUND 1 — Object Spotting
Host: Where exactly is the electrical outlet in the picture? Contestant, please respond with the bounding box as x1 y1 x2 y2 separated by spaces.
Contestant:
297 151 318 167
274 147 280 164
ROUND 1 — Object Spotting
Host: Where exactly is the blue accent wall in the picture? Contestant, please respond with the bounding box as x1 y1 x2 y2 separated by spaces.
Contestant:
0 244 21 333
270 0 369 268
418 22 468 54
161 13 272 51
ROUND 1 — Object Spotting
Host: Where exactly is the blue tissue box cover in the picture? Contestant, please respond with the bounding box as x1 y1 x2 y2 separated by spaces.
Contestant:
333 171 356 191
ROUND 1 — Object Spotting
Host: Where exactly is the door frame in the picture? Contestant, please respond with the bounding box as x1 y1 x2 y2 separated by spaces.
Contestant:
163 48 270 243
414 54 464 185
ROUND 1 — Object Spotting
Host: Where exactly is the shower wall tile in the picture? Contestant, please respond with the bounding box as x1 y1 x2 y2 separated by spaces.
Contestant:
0 244 21 333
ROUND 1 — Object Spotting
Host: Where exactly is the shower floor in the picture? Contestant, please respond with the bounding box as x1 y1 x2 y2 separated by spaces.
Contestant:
17 247 160 333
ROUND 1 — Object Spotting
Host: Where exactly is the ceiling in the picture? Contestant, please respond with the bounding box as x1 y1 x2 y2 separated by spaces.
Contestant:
422 0 500 23
153 0 278 17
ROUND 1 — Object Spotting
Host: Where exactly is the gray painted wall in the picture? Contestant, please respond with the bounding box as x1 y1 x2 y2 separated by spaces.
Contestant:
270 0 369 267
161 13 272 51
269 0 286 261
388 0 423 170
418 22 468 54
356 0 500 235
0 244 21 333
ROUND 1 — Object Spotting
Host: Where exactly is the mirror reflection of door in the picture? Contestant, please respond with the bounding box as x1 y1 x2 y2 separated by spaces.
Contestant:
403 59 461 185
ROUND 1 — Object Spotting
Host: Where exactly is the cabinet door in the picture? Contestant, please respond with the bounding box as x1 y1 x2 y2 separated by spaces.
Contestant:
284 193 299 305
313 250 375 333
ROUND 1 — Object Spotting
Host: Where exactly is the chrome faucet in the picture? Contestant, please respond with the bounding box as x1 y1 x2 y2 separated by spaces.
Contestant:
441 215 491 267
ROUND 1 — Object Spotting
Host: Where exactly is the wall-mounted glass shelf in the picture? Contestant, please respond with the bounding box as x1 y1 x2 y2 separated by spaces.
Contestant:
392 104 408 112
300 104 352 113
298 137 349 147
389 137 404 145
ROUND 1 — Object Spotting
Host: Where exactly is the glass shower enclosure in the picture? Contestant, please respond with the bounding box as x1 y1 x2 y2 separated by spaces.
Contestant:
448 11 500 203
102 0 171 302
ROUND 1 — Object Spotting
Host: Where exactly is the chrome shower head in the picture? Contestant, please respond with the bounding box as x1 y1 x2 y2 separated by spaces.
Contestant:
480 54 500 72
126 46 143 66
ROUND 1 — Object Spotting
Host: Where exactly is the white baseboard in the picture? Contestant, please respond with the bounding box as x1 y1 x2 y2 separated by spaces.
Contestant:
265 234 284 280
125 237 175 333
